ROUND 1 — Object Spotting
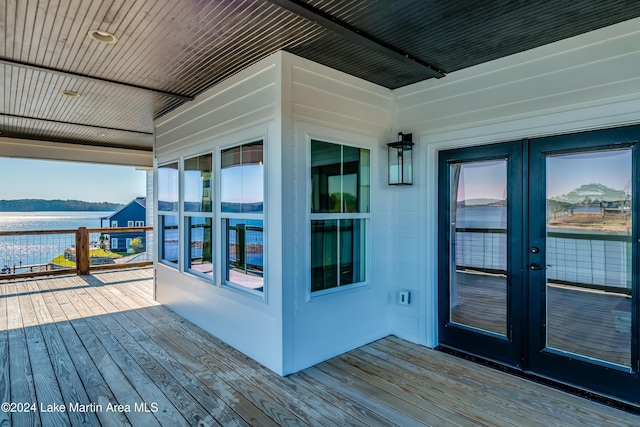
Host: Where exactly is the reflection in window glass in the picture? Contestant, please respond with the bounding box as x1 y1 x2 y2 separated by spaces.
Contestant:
311 141 341 212
340 219 366 286
186 217 212 277
311 219 366 292
221 142 263 213
158 163 179 212
311 140 370 213
545 149 633 367
160 215 179 265
449 160 507 336
184 154 212 212
310 140 370 294
225 219 264 292
311 220 338 290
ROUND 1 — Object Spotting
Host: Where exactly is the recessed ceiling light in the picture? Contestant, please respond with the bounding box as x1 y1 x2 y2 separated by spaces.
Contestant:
59 90 81 98
87 29 118 44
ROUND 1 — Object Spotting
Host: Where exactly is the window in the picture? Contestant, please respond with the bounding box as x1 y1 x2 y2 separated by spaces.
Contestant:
158 162 179 267
184 154 213 278
111 220 118 227
135 221 145 227
221 141 264 292
111 238 118 249
126 238 133 251
128 221 134 227
310 140 369 293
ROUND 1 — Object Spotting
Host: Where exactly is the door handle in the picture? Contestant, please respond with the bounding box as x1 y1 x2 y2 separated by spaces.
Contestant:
529 263 546 271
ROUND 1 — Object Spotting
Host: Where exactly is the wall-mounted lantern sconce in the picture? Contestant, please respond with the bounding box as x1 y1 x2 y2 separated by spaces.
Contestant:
387 132 414 185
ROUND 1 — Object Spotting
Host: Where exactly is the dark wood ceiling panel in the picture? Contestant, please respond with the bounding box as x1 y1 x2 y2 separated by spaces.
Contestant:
2 0 640 151
287 31 434 88
304 0 640 73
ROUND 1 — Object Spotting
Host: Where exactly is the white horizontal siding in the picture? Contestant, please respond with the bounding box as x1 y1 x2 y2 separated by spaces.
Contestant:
396 18 640 137
155 56 279 156
281 53 395 373
152 54 284 374
287 54 393 137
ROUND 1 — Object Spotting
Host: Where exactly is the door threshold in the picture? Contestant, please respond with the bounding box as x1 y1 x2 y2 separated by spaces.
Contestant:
436 345 640 416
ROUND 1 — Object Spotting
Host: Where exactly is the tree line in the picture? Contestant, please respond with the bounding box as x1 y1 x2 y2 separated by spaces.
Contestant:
0 199 123 212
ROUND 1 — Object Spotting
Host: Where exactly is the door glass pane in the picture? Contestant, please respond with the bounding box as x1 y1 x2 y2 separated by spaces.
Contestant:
545 149 632 368
450 160 508 336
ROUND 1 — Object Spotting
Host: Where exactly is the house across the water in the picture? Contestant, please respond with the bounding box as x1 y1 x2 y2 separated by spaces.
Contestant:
101 197 147 253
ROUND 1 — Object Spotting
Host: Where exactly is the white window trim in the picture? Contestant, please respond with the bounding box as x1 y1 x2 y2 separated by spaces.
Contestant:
111 238 118 249
111 220 118 227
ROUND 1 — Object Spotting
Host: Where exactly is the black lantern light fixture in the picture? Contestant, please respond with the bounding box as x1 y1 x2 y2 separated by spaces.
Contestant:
387 132 414 185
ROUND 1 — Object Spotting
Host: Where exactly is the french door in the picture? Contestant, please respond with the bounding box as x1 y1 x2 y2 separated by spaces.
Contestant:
438 125 640 405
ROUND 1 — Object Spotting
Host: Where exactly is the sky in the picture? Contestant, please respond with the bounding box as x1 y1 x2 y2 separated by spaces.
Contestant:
457 160 506 201
157 163 264 204
546 149 631 198
0 158 147 204
457 149 632 201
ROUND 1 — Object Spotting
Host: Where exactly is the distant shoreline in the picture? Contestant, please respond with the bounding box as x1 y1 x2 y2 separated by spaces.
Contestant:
0 199 124 212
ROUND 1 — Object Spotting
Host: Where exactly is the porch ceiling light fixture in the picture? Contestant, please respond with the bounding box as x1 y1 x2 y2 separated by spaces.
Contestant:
87 29 118 44
387 132 414 185
59 90 81 98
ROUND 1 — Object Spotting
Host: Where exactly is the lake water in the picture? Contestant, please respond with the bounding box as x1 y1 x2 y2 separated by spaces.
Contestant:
0 211 113 270
0 211 110 231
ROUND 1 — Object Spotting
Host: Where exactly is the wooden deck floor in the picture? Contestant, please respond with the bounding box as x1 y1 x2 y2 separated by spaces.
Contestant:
1 268 638 426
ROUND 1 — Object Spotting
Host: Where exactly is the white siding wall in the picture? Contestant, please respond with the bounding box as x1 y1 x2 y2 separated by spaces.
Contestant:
153 54 285 373
280 52 395 373
152 16 640 374
393 17 640 347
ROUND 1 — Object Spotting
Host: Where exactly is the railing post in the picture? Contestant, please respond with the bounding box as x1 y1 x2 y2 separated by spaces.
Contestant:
76 227 90 275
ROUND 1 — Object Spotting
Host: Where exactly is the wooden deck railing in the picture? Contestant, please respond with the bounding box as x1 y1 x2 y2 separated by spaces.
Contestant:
0 226 153 280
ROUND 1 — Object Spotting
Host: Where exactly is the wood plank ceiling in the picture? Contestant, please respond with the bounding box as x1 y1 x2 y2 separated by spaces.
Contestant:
2 0 640 152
